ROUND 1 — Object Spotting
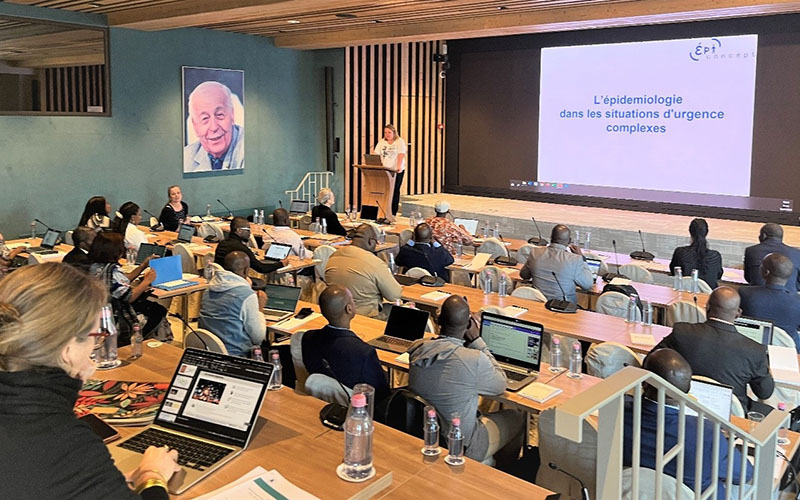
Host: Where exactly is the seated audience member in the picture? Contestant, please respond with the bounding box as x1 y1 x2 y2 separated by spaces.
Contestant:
395 223 454 280
311 188 347 236
262 208 310 259
112 202 149 251
424 200 473 254
89 232 166 345
0 233 26 277
0 263 180 499
325 224 402 317
653 287 774 413
301 285 390 401
62 226 96 272
744 223 800 291
739 252 800 351
624 348 751 499
159 185 189 232
519 224 593 302
214 217 285 275
669 218 723 289
199 251 267 357
79 195 112 230
409 295 524 463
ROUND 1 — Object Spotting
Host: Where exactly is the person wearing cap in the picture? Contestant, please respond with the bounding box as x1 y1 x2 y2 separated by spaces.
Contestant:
424 200 474 254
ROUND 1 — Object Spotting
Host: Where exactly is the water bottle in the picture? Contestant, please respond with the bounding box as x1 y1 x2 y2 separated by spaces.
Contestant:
126 247 136 264
778 403 790 445
321 218 328 235
96 305 121 370
585 231 592 251
422 406 441 456
206 204 212 218
549 336 564 373
483 221 489 238
691 269 699 293
493 223 500 239
483 275 493 294
342 393 374 479
30 221 36 239
498 274 508 297
409 213 416 227
643 300 653 326
567 341 582 379
130 322 143 360
252 346 264 362
574 230 581 247
204 261 214 281
379 228 386 244
259 209 265 225
626 294 639 323
445 415 465 466
388 252 396 274
454 242 463 257
268 350 282 390
673 266 683 291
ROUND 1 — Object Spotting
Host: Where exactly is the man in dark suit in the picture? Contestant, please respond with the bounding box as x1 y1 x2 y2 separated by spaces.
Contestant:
744 223 800 292
62 226 95 272
214 217 286 275
652 287 774 413
301 285 390 402
395 223 454 281
739 252 800 352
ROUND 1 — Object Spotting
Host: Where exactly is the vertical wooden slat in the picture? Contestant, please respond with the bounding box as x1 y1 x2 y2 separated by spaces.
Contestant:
344 47 352 207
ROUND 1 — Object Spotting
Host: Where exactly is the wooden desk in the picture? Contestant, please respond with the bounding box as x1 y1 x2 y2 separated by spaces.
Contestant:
731 415 800 491
584 277 710 310
7 236 72 262
107 344 554 499
592 250 747 286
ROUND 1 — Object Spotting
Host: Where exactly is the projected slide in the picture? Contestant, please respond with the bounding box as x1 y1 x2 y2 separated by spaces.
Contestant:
537 35 758 198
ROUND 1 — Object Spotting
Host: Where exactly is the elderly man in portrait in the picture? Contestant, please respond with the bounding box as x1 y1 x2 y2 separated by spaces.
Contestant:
183 81 244 172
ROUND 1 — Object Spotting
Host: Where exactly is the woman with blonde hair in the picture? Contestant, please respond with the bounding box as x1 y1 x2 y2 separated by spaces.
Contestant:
373 124 407 216
0 263 180 499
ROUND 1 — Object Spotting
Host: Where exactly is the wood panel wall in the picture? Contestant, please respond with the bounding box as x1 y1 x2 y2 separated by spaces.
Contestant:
41 64 105 113
344 41 446 210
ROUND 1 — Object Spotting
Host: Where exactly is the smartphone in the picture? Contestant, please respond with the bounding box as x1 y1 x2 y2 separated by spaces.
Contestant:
295 307 313 320
79 413 121 443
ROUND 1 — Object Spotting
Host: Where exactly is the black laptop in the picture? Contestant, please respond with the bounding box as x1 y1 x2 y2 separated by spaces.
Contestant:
289 200 310 214
360 205 379 221
169 224 196 245
27 229 60 254
368 305 429 353
135 243 167 265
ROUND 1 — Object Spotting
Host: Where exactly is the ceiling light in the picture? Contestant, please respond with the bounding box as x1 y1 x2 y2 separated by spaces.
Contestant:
496 5 507 10
335 13 357 19
287 20 301 24
90 3 102 7
372 20 383 24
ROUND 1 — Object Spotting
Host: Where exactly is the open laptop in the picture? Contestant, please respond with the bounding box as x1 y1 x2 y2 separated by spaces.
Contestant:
150 255 196 291
264 242 292 260
454 218 479 236
289 199 310 214
170 223 196 245
262 284 302 321
110 348 274 494
135 243 167 265
364 153 383 166
360 205 379 221
369 305 430 353
27 228 60 254
686 379 733 421
480 312 543 391
735 316 774 345
585 257 602 280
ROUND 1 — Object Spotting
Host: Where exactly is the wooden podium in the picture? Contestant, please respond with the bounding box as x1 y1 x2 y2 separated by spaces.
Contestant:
354 164 396 222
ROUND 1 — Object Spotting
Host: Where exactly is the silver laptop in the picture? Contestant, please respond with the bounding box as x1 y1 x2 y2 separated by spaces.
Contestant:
110 348 274 494
364 153 383 166
735 316 774 345
169 223 196 245
686 379 734 421
262 284 301 321
264 242 292 260
369 305 430 353
454 218 479 236
480 312 543 391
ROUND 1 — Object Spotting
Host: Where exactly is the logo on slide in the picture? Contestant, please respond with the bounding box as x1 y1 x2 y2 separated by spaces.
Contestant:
689 38 722 61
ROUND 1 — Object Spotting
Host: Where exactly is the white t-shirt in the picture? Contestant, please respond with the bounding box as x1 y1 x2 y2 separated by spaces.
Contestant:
374 137 407 173
125 224 149 250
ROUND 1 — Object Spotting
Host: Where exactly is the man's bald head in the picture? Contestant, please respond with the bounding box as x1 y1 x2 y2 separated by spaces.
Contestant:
759 223 783 242
223 251 250 277
706 286 740 323
438 295 472 339
414 223 433 244
351 223 377 251
272 208 289 226
644 348 693 397
761 252 794 286
319 285 355 327
550 224 571 245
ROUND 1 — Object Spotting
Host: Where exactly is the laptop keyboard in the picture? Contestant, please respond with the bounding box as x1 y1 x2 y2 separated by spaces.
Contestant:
119 428 233 470
504 370 530 382
157 279 193 288
377 336 412 347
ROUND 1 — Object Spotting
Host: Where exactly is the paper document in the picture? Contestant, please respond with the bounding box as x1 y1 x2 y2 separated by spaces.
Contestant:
464 252 492 271
502 305 528 318
5 242 29 249
420 290 451 302
768 345 800 385
195 466 320 500
629 332 657 346
517 382 563 403
395 352 410 364
453 258 472 267
609 277 632 286
270 312 322 331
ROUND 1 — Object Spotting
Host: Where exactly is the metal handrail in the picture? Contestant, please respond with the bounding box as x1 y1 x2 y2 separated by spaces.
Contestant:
284 171 333 207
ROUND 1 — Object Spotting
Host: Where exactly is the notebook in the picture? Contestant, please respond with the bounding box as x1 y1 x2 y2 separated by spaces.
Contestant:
517 382 562 403
464 252 492 271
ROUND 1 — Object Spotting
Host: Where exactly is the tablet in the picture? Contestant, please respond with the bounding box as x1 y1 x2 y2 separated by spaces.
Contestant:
265 242 292 260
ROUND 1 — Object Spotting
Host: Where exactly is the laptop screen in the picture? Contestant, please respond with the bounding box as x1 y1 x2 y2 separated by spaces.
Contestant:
263 284 301 312
360 205 379 220
454 218 479 236
585 258 602 279
177 223 195 242
265 242 292 260
155 348 273 448
686 379 733 421
480 312 543 372
41 229 60 248
149 255 183 285
289 200 309 213
136 243 167 265
384 305 429 341
735 316 773 345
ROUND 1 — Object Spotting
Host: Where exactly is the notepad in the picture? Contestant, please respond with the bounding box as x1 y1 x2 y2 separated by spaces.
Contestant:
768 345 800 385
630 332 657 346
517 382 563 403
610 277 632 286
420 290 451 301
464 252 492 271
269 312 321 330
195 466 319 500
502 305 528 318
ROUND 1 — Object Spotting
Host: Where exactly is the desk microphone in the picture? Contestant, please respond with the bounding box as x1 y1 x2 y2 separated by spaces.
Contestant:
319 359 351 431
415 244 446 287
142 209 164 231
375 199 391 224
602 240 625 282
528 217 547 246
693 295 701 324
548 462 589 500
169 313 209 351
493 234 517 266
545 271 578 313
630 230 655 261
217 199 234 219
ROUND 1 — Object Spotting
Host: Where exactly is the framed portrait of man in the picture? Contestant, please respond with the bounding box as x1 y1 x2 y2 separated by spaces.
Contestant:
182 66 245 173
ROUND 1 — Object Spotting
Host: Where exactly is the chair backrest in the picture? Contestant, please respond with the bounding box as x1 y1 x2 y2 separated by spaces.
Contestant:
172 243 197 274
771 326 795 348
596 291 641 321
305 373 352 406
537 407 598 500
399 228 414 247
619 264 654 284
313 244 337 281
379 388 431 436
405 267 431 279
477 237 508 259
665 300 706 327
680 276 713 293
621 467 693 500
586 342 642 379
764 327 800 409
149 216 159 227
64 230 74 246
184 328 228 354
198 222 224 241
206 262 224 280
516 243 536 264
290 330 309 393
691 375 744 418
510 286 547 302
299 214 313 230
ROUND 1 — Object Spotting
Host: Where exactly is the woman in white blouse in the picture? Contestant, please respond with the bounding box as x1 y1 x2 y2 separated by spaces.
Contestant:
373 124 407 216
111 202 149 251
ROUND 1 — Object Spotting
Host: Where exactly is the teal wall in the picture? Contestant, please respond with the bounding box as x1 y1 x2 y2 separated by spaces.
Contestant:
0 4 344 237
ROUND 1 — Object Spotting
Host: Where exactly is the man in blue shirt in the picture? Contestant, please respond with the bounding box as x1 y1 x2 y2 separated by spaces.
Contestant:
744 223 800 292
624 348 752 499
739 252 800 352
395 223 454 281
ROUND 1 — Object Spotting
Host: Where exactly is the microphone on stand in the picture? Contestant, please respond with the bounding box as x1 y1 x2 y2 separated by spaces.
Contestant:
319 359 351 431
142 209 164 231
493 233 517 266
375 199 392 224
602 239 626 282
527 217 547 246
217 199 234 219
630 230 655 261
548 463 589 500
34 218 54 231
278 200 283 208
169 313 209 351
545 271 578 313
693 295 701 324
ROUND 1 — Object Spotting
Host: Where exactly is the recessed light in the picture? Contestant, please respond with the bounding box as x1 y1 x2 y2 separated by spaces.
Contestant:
372 20 383 24
335 13 357 19
287 20 301 24
496 5 507 10
90 3 102 7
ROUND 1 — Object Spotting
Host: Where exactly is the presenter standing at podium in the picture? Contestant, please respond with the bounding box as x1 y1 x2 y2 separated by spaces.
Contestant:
373 124 406 216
